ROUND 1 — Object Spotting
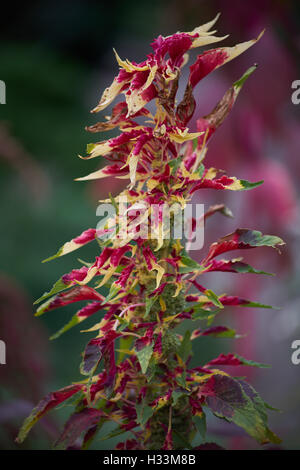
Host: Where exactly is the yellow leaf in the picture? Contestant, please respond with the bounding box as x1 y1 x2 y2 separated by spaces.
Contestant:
80 140 112 160
192 34 229 48
205 167 218 180
76 266 99 285
147 178 160 191
126 65 158 116
169 128 204 144
91 78 128 113
75 165 128 181
159 297 167 312
113 49 148 73
95 266 118 288
151 262 165 289
190 13 221 35
129 153 138 186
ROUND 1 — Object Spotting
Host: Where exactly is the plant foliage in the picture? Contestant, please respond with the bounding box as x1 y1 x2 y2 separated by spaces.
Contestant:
17 14 284 450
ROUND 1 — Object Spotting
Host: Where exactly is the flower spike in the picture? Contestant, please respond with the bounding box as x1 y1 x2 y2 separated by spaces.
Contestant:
18 18 283 451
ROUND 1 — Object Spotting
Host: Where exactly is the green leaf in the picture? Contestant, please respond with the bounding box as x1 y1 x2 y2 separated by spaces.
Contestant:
235 354 270 368
145 295 157 318
172 389 188 406
136 343 154 374
99 426 128 441
33 278 68 305
35 295 56 317
191 306 220 325
135 403 154 427
101 283 121 304
201 374 281 444
86 142 96 154
50 315 80 340
238 379 281 444
195 163 205 178
206 327 237 338
168 156 182 174
239 179 264 190
233 64 257 90
117 335 133 363
193 413 206 441
173 429 193 450
109 192 119 215
263 401 281 412
145 360 164 383
204 289 224 309
178 330 192 362
42 248 64 263
179 255 203 274
241 301 277 309
237 229 285 249
230 261 273 276
176 370 187 389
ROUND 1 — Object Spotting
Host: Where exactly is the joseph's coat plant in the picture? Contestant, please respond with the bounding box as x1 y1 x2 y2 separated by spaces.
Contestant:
17 15 284 450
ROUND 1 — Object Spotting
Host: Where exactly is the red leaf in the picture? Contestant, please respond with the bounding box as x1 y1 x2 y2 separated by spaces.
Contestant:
16 384 83 443
206 353 244 367
199 374 246 418
189 49 229 88
37 286 104 316
202 229 284 265
80 330 121 376
54 408 104 449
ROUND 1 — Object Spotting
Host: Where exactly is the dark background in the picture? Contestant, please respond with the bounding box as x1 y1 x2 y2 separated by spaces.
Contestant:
0 0 300 449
